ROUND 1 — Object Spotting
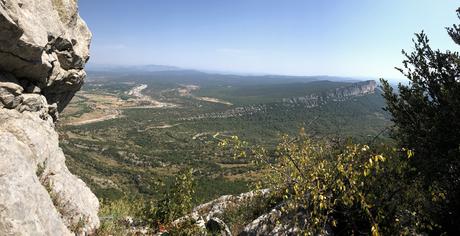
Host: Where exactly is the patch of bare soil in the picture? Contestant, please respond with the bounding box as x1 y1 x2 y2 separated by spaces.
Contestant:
62 84 179 126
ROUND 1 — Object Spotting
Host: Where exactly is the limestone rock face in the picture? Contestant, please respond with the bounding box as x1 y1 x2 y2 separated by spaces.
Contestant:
0 0 99 235
330 80 377 98
0 0 92 112
0 129 70 236
282 80 378 106
0 110 100 235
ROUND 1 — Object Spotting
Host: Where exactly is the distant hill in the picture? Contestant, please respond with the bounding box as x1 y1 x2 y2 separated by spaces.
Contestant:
86 64 371 85
86 64 185 72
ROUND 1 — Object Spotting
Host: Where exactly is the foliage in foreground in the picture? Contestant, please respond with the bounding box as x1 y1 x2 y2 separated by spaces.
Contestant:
218 133 427 235
95 168 198 235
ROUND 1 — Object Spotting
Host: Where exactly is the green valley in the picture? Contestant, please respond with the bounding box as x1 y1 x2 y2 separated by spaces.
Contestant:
58 70 391 204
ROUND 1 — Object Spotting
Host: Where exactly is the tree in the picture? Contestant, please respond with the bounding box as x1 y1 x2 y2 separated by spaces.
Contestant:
381 8 460 234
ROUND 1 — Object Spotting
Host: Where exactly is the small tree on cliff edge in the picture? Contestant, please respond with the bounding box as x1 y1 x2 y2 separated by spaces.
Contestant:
380 8 460 234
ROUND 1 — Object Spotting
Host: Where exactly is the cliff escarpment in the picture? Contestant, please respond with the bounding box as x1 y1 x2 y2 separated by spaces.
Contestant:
282 80 378 107
0 0 99 235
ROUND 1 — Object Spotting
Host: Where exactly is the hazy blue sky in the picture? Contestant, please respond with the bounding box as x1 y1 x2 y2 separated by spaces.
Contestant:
79 0 459 79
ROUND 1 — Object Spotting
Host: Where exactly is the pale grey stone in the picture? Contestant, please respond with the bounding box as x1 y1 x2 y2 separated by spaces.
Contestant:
0 109 100 235
172 190 269 234
0 88 22 108
206 217 232 236
0 131 72 236
0 72 23 95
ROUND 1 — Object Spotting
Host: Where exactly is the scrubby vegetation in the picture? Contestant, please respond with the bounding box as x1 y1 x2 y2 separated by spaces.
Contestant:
216 134 423 235
60 69 388 205
96 168 203 235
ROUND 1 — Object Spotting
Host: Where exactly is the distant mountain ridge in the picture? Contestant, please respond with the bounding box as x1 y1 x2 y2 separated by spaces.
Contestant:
86 64 185 72
86 64 370 83
183 80 379 121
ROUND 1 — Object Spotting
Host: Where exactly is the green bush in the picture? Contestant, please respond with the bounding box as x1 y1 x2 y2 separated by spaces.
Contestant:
96 197 144 236
152 168 195 225
96 168 197 235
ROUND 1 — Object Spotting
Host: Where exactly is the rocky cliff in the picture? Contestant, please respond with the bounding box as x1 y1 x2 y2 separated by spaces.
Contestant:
282 80 377 107
0 0 99 235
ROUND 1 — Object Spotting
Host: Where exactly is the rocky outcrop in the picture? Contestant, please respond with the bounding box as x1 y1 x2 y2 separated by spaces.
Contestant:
328 80 377 98
0 0 98 235
170 190 270 236
240 207 310 236
174 189 270 226
0 0 91 112
282 80 377 107
206 217 232 236
168 189 324 236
